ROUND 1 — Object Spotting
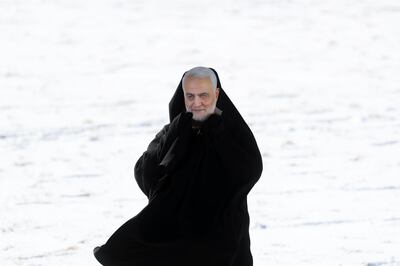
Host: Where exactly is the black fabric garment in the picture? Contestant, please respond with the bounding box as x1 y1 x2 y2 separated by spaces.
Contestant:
93 68 263 266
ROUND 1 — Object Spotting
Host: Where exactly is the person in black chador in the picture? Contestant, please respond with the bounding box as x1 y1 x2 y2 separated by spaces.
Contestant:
93 67 263 266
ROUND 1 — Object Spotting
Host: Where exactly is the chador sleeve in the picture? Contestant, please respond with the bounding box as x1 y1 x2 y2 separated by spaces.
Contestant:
134 112 193 199
203 113 263 190
134 124 169 199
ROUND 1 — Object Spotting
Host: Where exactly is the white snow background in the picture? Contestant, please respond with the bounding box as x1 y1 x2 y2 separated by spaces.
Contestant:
1 0 400 265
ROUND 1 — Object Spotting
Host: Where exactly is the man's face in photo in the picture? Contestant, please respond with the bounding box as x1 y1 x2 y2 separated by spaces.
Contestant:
183 77 220 121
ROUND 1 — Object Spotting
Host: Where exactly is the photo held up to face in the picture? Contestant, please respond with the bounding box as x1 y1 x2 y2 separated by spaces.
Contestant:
182 67 220 122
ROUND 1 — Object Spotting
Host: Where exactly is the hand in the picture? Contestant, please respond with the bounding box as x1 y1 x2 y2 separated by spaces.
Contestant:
168 111 193 138
159 111 193 173
157 112 193 162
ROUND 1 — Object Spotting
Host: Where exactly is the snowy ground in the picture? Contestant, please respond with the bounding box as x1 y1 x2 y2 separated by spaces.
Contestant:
1 0 400 265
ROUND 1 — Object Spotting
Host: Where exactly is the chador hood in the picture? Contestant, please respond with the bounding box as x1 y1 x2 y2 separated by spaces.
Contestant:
93 67 263 266
169 68 261 164
170 68 246 124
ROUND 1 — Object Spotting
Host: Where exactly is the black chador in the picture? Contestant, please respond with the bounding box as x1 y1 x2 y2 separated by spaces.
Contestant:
94 68 263 266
